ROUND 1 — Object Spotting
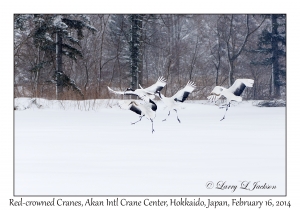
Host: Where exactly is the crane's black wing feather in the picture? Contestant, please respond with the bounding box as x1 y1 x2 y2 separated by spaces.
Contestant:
174 91 190 102
233 83 246 96
129 105 142 115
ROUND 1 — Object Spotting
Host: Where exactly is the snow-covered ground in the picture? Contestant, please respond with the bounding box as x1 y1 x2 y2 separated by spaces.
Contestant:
14 98 285 196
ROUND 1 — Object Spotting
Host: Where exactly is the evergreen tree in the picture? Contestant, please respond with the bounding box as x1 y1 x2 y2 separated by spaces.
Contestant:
32 14 97 99
108 14 144 90
108 14 131 86
14 14 33 31
129 14 143 90
251 14 286 98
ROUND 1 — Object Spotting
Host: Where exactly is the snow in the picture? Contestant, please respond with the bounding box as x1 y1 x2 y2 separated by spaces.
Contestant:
14 98 285 196
44 33 53 42
52 15 68 30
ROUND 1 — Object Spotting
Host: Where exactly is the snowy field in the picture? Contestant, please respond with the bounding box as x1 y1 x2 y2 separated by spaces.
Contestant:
14 98 285 196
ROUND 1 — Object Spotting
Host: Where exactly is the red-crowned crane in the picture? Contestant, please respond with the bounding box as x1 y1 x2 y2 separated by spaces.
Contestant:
154 81 196 123
109 77 166 133
207 79 254 121
118 99 157 133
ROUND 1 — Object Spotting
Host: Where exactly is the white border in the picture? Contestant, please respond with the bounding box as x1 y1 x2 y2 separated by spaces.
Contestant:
2 0 299 209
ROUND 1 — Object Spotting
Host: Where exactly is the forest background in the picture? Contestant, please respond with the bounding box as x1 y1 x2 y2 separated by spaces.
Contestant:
14 14 286 101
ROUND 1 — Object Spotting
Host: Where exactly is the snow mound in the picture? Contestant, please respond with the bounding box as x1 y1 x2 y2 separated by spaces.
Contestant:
14 98 42 110
254 99 286 107
14 97 120 111
14 98 261 112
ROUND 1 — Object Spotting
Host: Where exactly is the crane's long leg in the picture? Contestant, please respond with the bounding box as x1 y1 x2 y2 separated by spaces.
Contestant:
174 109 181 123
151 119 155 133
132 115 144 125
219 104 227 109
220 102 230 121
162 111 171 122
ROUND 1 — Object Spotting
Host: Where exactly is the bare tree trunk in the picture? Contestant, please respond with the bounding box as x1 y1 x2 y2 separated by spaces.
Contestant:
189 35 199 81
84 62 89 94
271 15 280 98
129 14 142 90
209 35 221 86
253 76 257 100
164 59 172 96
56 32 63 100
223 15 265 86
138 15 144 87
228 59 234 86
34 45 40 98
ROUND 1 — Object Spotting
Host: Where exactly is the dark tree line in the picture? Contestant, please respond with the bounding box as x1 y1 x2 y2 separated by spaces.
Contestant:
250 14 286 98
14 14 286 101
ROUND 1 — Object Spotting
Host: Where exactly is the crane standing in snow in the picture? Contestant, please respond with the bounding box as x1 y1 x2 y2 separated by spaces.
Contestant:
207 79 254 121
153 81 196 123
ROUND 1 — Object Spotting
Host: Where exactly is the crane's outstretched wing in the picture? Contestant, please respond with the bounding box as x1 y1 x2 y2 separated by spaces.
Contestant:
108 86 154 101
108 86 125 95
228 79 254 96
139 76 167 94
118 101 142 115
207 86 223 103
171 81 196 102
128 102 142 115
132 89 155 101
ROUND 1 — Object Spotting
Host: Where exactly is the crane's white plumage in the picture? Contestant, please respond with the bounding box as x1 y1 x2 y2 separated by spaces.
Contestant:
228 79 254 96
109 77 166 133
118 100 157 133
139 76 166 94
207 79 254 120
171 81 196 102
156 81 196 123
108 76 167 101
107 77 166 101
108 86 154 100
207 79 254 104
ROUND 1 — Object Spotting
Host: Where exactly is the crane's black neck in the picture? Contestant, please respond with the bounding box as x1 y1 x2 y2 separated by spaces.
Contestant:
149 99 157 111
